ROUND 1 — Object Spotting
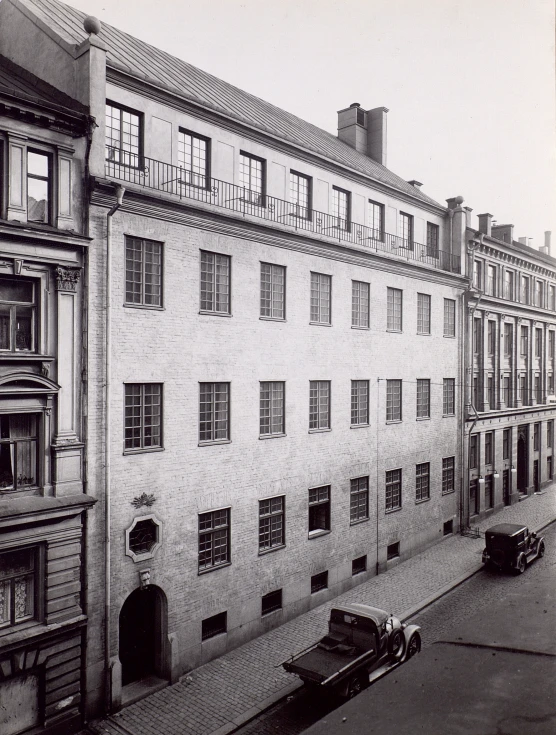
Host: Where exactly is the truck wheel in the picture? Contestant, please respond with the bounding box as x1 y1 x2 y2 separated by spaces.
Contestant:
538 541 545 558
406 633 421 659
388 629 405 661
516 555 526 574
346 675 363 699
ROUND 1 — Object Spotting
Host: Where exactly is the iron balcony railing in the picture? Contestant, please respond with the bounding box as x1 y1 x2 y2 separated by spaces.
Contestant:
105 151 461 274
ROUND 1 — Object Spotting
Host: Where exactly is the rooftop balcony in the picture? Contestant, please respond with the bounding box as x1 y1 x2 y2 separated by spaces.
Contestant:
105 151 461 274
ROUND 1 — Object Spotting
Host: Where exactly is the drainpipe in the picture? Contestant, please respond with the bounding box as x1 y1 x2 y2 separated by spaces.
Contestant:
105 184 125 710
461 233 483 531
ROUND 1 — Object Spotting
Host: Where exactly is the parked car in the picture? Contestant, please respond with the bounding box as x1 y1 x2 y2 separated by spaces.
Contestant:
281 604 421 699
482 523 545 574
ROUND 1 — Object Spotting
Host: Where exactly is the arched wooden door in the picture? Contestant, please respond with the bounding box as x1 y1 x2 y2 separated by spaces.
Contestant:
119 586 166 686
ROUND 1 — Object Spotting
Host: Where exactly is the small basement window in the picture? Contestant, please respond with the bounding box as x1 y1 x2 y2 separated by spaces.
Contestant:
387 542 400 561
201 611 227 641
352 555 367 576
261 589 282 616
443 520 454 536
311 571 328 594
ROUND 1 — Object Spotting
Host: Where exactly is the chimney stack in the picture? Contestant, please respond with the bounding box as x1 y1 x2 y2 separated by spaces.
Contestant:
337 103 388 166
545 231 552 255
477 213 493 236
518 237 527 246
492 224 514 243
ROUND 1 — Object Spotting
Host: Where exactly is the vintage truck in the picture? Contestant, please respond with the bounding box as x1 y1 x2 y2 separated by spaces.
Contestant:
281 603 421 699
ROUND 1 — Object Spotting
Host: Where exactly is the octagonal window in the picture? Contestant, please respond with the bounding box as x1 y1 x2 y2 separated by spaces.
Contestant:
125 514 162 562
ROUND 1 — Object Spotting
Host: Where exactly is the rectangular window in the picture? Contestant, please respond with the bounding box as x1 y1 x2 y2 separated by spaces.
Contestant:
536 328 543 358
503 428 511 460
521 276 530 304
199 383 230 442
261 589 282 616
368 200 384 240
426 222 439 257
485 431 493 465
504 270 514 300
259 382 285 437
443 520 454 536
105 102 141 167
124 384 162 451
415 462 430 502
443 378 455 416
551 374 555 395
474 318 482 354
487 265 497 296
308 486 330 535
550 285 556 311
473 261 483 290
443 299 456 337
534 422 540 451
386 380 402 422
503 376 511 407
309 381 331 430
473 375 480 409
536 280 544 307
201 611 227 640
442 456 455 494
548 456 553 480
178 129 209 188
0 548 37 628
416 379 430 419
385 469 402 511
352 555 367 575
387 287 402 331
27 150 51 224
0 414 38 491
332 186 350 230
550 332 555 361
520 375 528 405
310 272 331 324
290 171 311 219
488 376 495 410
259 496 285 551
200 251 231 314
239 152 265 204
350 476 369 524
520 326 528 355
417 293 431 334
351 380 369 426
125 237 162 307
504 323 513 356
352 281 370 328
548 420 553 449
487 321 496 355
470 434 479 469
260 263 285 320
311 571 328 593
399 212 413 248
0 277 36 353
535 374 542 404
387 542 400 560
198 508 230 571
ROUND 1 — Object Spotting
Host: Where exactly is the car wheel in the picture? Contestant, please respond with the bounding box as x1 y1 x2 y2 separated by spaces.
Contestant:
538 541 545 558
406 633 421 659
516 555 526 574
346 675 363 699
388 629 405 660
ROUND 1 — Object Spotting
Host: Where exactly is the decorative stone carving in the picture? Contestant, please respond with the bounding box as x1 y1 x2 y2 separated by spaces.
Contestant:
55 266 81 292
131 492 157 509
41 362 50 377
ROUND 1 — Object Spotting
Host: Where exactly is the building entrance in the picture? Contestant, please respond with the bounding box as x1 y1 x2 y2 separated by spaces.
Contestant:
517 426 528 494
119 586 165 686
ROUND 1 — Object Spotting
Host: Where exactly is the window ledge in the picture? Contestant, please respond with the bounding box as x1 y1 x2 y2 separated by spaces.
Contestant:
308 529 331 539
259 316 286 322
350 517 370 526
259 433 286 440
261 608 283 618
123 446 164 456
124 303 165 311
442 413 456 418
385 506 402 515
417 332 432 337
198 439 232 447
351 326 370 331
442 489 456 496
350 423 370 429
199 310 232 318
198 561 231 576
386 329 403 334
0 354 55 361
309 428 331 434
415 497 431 505
309 322 332 327
386 420 402 425
416 416 431 421
443 334 456 339
258 544 285 556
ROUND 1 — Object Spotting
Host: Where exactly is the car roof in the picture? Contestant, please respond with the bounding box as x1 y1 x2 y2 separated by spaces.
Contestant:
332 604 389 625
486 523 528 536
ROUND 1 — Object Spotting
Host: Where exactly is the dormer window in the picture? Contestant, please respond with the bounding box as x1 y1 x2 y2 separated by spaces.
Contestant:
27 151 51 224
0 277 36 353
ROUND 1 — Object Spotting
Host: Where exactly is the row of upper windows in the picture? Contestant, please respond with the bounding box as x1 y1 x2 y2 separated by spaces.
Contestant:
473 318 556 360
123 237 458 335
473 259 556 311
105 102 441 244
472 372 555 411
123 379 457 453
470 422 554 469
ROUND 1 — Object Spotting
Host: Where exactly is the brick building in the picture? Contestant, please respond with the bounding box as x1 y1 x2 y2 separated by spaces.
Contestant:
463 216 556 523
0 53 95 735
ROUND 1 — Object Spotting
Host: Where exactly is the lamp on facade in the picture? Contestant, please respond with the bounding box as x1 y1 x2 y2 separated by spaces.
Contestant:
493 469 500 479
478 475 485 484
511 465 517 474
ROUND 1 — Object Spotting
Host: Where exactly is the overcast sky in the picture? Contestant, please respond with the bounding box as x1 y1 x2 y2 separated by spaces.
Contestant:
66 0 555 250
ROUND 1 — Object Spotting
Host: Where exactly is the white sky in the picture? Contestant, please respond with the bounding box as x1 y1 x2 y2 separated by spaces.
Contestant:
66 0 555 250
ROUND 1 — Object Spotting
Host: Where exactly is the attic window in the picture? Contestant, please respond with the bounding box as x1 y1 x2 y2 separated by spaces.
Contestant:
356 108 365 126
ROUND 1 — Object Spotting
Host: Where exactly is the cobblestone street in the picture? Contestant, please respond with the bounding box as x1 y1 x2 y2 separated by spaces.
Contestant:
87 488 556 735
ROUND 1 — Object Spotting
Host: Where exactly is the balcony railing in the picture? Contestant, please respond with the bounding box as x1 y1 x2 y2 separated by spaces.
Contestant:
105 152 461 274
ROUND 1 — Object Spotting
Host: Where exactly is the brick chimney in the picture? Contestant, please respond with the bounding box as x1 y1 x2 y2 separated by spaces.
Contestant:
492 224 514 243
477 213 493 237
545 231 552 255
337 103 388 166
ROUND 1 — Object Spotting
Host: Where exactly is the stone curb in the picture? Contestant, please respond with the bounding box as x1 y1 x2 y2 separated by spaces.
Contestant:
204 515 556 735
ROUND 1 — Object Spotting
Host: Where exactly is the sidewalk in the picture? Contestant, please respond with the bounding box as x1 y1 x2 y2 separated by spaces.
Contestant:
87 489 556 735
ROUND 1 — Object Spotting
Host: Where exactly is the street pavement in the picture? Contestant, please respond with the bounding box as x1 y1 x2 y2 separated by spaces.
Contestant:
86 488 556 735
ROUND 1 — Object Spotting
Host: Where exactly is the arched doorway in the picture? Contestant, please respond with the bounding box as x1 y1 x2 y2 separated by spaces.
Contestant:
119 586 167 686
517 426 528 494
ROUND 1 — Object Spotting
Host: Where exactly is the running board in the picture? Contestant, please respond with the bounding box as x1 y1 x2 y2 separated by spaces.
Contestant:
365 660 401 686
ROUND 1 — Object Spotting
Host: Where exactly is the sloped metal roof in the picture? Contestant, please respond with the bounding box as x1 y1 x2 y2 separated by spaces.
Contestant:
15 0 443 208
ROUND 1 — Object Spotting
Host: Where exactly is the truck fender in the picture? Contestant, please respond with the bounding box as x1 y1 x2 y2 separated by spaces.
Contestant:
401 624 421 660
